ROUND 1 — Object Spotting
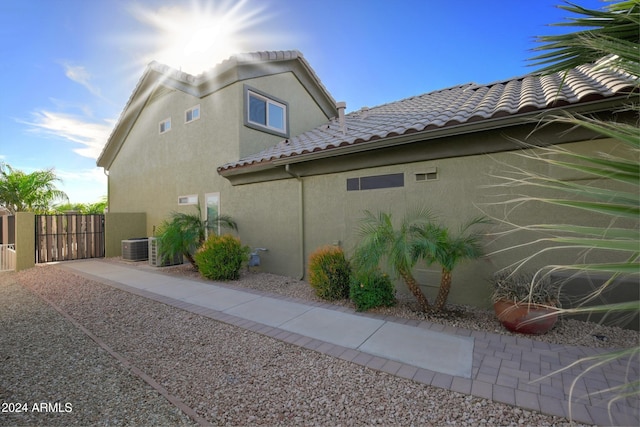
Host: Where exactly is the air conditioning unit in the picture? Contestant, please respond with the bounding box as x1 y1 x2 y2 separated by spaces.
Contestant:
121 238 149 261
148 237 183 267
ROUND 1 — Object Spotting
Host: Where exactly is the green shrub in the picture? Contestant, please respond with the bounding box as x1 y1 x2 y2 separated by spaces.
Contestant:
308 245 351 301
349 270 396 312
194 234 249 281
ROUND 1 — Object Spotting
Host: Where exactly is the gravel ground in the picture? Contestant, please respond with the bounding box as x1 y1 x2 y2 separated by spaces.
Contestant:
1 261 635 426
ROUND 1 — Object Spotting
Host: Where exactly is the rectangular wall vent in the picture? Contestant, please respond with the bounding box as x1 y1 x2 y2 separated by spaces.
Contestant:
415 167 438 182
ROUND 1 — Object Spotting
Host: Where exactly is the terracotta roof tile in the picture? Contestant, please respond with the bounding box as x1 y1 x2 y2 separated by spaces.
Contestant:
219 62 637 173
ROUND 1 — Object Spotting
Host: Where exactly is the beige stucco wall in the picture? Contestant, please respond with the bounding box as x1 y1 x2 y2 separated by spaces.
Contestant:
107 70 331 238
218 136 634 308
104 213 147 257
15 212 35 272
105 64 636 309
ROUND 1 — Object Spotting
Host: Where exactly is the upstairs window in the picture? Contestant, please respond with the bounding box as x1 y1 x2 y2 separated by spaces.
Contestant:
244 85 288 137
159 117 171 134
185 105 200 123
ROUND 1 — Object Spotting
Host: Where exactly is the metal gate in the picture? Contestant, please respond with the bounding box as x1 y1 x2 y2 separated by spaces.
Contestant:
35 214 104 263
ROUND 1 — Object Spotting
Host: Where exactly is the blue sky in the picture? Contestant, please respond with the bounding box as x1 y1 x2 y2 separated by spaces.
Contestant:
0 0 605 204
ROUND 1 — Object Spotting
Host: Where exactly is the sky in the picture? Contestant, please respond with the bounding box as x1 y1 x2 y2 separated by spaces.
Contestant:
0 0 606 204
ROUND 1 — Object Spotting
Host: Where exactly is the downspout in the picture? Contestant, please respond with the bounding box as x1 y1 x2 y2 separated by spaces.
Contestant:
285 164 305 280
103 168 110 213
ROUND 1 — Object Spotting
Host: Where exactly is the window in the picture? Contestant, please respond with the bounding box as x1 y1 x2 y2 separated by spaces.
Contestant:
159 118 171 134
185 105 200 123
205 193 220 237
347 173 405 191
178 194 198 205
244 85 288 137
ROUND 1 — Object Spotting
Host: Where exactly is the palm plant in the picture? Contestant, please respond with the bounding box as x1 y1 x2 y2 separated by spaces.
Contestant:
353 208 434 311
54 196 107 214
414 216 490 312
490 0 639 421
156 205 237 269
352 207 488 312
0 163 68 214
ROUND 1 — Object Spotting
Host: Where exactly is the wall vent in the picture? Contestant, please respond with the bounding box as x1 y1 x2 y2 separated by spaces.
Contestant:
415 167 438 182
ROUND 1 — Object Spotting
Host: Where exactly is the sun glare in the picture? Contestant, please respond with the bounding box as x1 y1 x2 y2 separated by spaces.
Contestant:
130 0 281 75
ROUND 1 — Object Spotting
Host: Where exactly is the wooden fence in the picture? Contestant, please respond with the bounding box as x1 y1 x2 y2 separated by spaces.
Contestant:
35 214 104 263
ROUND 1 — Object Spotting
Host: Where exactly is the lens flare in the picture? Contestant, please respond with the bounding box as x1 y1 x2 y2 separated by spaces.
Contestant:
127 0 285 75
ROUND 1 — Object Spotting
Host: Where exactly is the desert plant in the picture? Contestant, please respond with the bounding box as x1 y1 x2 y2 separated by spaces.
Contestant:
414 216 490 312
349 269 396 312
352 207 488 312
195 234 249 280
488 0 639 420
308 245 351 301
352 208 435 311
491 270 560 305
156 205 237 269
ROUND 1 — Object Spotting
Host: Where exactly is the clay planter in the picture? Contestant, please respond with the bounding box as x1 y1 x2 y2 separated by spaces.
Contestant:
493 299 558 335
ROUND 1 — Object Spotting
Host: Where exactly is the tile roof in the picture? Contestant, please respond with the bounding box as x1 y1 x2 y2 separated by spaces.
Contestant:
218 62 637 174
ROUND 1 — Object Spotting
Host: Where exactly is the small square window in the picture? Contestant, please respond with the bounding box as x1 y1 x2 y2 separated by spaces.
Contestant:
159 118 171 134
185 105 200 123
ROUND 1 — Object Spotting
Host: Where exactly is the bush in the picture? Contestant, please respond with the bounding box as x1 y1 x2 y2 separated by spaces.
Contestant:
349 270 396 312
194 234 249 281
308 245 351 301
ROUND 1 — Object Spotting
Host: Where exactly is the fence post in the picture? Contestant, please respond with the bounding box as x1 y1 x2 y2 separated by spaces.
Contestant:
15 212 35 271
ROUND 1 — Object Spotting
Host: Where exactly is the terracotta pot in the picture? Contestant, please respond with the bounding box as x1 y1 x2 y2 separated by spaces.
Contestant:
493 299 558 335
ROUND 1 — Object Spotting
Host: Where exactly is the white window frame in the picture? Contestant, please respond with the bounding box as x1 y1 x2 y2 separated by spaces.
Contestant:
159 117 171 134
185 105 200 124
177 194 198 206
244 85 289 137
205 192 221 237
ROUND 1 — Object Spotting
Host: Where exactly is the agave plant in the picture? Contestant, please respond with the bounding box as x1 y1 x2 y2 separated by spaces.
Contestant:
156 205 237 269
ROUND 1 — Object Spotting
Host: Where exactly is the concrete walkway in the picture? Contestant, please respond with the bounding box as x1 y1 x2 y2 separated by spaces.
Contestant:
61 260 638 426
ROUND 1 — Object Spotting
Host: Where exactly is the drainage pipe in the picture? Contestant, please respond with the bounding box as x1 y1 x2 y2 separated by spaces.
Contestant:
285 164 305 280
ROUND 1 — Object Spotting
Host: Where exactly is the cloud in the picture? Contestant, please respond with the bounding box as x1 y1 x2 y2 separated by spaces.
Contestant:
22 111 114 160
63 63 102 98
56 167 108 204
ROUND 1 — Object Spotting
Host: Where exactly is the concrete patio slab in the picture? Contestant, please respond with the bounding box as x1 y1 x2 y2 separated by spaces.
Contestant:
280 307 384 348
224 296 313 327
359 321 474 378
181 286 261 311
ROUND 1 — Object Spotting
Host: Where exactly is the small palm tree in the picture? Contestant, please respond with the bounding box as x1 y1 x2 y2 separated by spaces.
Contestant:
353 207 488 312
414 216 489 312
157 205 237 269
0 163 68 214
352 208 435 311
